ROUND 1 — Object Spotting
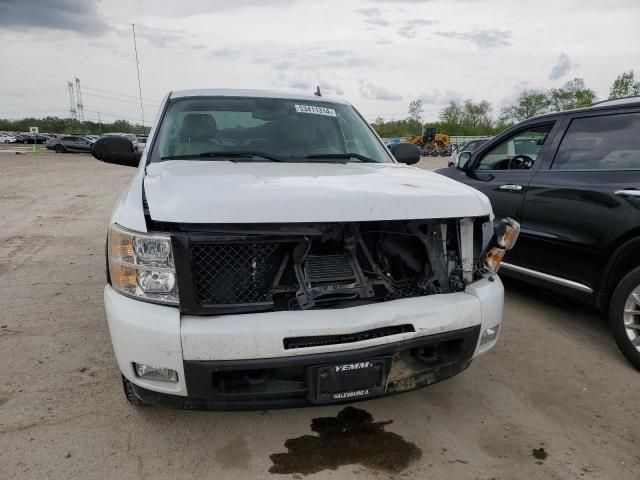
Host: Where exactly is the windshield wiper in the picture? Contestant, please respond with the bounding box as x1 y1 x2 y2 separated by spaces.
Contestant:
303 153 379 163
161 151 285 162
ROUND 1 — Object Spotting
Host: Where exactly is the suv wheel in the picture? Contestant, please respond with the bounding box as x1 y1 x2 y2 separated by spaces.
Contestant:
610 266 640 371
54 144 65 153
121 375 150 407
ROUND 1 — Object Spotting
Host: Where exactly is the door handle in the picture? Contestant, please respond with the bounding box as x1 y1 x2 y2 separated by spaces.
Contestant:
614 189 640 197
499 184 523 191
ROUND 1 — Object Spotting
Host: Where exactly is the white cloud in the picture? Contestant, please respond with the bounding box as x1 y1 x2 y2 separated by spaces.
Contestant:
435 28 512 49
359 82 403 101
549 52 573 80
0 0 636 124
0 0 108 35
365 17 391 27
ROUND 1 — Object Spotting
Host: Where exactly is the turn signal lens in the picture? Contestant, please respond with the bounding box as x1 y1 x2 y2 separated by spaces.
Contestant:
110 263 138 295
496 218 520 250
108 224 178 305
109 227 135 264
485 247 506 274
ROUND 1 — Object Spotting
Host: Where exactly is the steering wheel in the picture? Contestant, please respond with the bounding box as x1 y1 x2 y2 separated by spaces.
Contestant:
508 154 534 170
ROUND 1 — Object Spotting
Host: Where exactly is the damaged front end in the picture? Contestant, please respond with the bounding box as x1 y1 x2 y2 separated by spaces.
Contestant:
161 217 498 316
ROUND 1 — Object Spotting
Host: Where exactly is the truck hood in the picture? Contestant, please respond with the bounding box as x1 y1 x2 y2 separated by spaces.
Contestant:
143 160 491 223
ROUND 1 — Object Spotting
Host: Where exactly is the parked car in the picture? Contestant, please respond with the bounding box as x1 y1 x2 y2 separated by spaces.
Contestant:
385 138 402 148
20 133 47 144
449 138 491 167
436 96 640 370
102 132 138 150
11 133 28 143
135 135 148 152
0 134 16 143
92 88 518 409
47 135 93 153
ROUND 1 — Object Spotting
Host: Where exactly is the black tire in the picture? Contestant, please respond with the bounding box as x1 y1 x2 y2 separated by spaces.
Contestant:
54 144 65 153
609 266 640 371
122 375 150 407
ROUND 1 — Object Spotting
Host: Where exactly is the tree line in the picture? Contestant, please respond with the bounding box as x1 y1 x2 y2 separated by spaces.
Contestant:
0 116 150 135
2 71 638 138
372 70 639 138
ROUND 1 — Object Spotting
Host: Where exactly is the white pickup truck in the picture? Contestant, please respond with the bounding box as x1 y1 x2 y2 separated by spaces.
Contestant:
93 89 518 409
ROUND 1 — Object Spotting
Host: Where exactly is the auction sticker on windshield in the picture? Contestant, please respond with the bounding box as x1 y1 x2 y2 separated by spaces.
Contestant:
295 104 337 117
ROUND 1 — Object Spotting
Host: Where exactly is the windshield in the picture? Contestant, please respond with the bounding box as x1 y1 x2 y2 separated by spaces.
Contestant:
150 96 392 163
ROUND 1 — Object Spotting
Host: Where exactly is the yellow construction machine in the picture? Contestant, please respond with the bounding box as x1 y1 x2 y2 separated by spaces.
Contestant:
405 127 450 149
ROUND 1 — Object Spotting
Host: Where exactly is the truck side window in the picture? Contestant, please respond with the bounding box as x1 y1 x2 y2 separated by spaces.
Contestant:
552 113 640 170
475 124 553 170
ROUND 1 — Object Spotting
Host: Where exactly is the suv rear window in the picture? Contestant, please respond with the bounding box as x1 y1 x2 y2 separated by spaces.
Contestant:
552 113 640 170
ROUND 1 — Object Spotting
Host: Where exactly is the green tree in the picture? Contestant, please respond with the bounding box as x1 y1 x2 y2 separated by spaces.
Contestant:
549 78 596 111
462 99 492 129
407 100 423 123
609 71 640 99
0 116 150 135
500 89 551 122
439 102 463 127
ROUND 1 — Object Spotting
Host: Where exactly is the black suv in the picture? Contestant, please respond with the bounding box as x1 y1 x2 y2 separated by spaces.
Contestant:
437 97 640 370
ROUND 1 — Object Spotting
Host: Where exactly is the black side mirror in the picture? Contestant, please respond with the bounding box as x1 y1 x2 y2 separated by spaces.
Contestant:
92 136 141 167
390 142 420 165
457 151 472 171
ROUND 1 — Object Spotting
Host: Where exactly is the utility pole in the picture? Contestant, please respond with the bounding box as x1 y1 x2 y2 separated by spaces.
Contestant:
67 81 77 120
97 112 102 133
75 77 85 121
132 24 145 128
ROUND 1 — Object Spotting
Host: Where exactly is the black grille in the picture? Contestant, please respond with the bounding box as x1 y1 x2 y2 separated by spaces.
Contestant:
306 254 355 283
283 324 416 350
191 242 284 306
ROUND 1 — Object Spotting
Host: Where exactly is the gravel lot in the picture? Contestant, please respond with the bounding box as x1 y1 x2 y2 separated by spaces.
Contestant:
1 151 639 480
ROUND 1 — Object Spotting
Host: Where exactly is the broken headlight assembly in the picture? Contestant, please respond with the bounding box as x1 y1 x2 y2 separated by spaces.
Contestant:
484 218 520 274
108 224 178 305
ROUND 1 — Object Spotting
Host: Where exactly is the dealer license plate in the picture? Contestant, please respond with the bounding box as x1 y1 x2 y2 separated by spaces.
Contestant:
308 358 389 404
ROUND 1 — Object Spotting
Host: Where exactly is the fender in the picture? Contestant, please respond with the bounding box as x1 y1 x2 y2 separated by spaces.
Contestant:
598 232 640 310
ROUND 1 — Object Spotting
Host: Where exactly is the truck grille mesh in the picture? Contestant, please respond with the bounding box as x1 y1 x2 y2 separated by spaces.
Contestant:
191 242 283 306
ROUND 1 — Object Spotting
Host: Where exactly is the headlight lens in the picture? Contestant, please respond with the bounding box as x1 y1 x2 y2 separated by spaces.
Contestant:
484 247 506 274
484 218 520 274
495 218 520 250
108 224 178 305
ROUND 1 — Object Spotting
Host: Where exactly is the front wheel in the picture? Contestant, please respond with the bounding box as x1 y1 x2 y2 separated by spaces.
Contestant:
610 266 640 371
122 375 150 407
54 144 65 153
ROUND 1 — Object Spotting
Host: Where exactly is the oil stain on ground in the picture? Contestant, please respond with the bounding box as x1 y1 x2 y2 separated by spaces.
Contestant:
269 406 422 475
532 447 548 460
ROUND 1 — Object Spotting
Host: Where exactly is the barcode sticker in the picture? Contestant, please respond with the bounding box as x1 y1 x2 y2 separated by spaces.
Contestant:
294 104 337 117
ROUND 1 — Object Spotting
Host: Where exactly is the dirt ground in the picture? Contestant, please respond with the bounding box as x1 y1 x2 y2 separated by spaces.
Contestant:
0 151 638 480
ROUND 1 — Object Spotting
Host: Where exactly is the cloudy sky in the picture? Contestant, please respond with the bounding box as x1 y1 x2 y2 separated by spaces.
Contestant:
0 0 638 124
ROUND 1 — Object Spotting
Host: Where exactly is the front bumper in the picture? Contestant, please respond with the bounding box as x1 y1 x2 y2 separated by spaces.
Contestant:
104 276 503 408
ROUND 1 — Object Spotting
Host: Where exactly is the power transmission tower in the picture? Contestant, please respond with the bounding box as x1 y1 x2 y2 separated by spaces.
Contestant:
75 77 85 121
67 81 77 120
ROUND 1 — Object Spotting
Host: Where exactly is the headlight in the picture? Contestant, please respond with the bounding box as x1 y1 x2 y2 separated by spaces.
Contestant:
484 218 520 274
495 218 520 249
108 224 178 305
484 247 507 274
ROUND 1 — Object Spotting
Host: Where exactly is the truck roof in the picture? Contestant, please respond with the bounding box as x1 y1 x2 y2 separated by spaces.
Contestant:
169 88 350 105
